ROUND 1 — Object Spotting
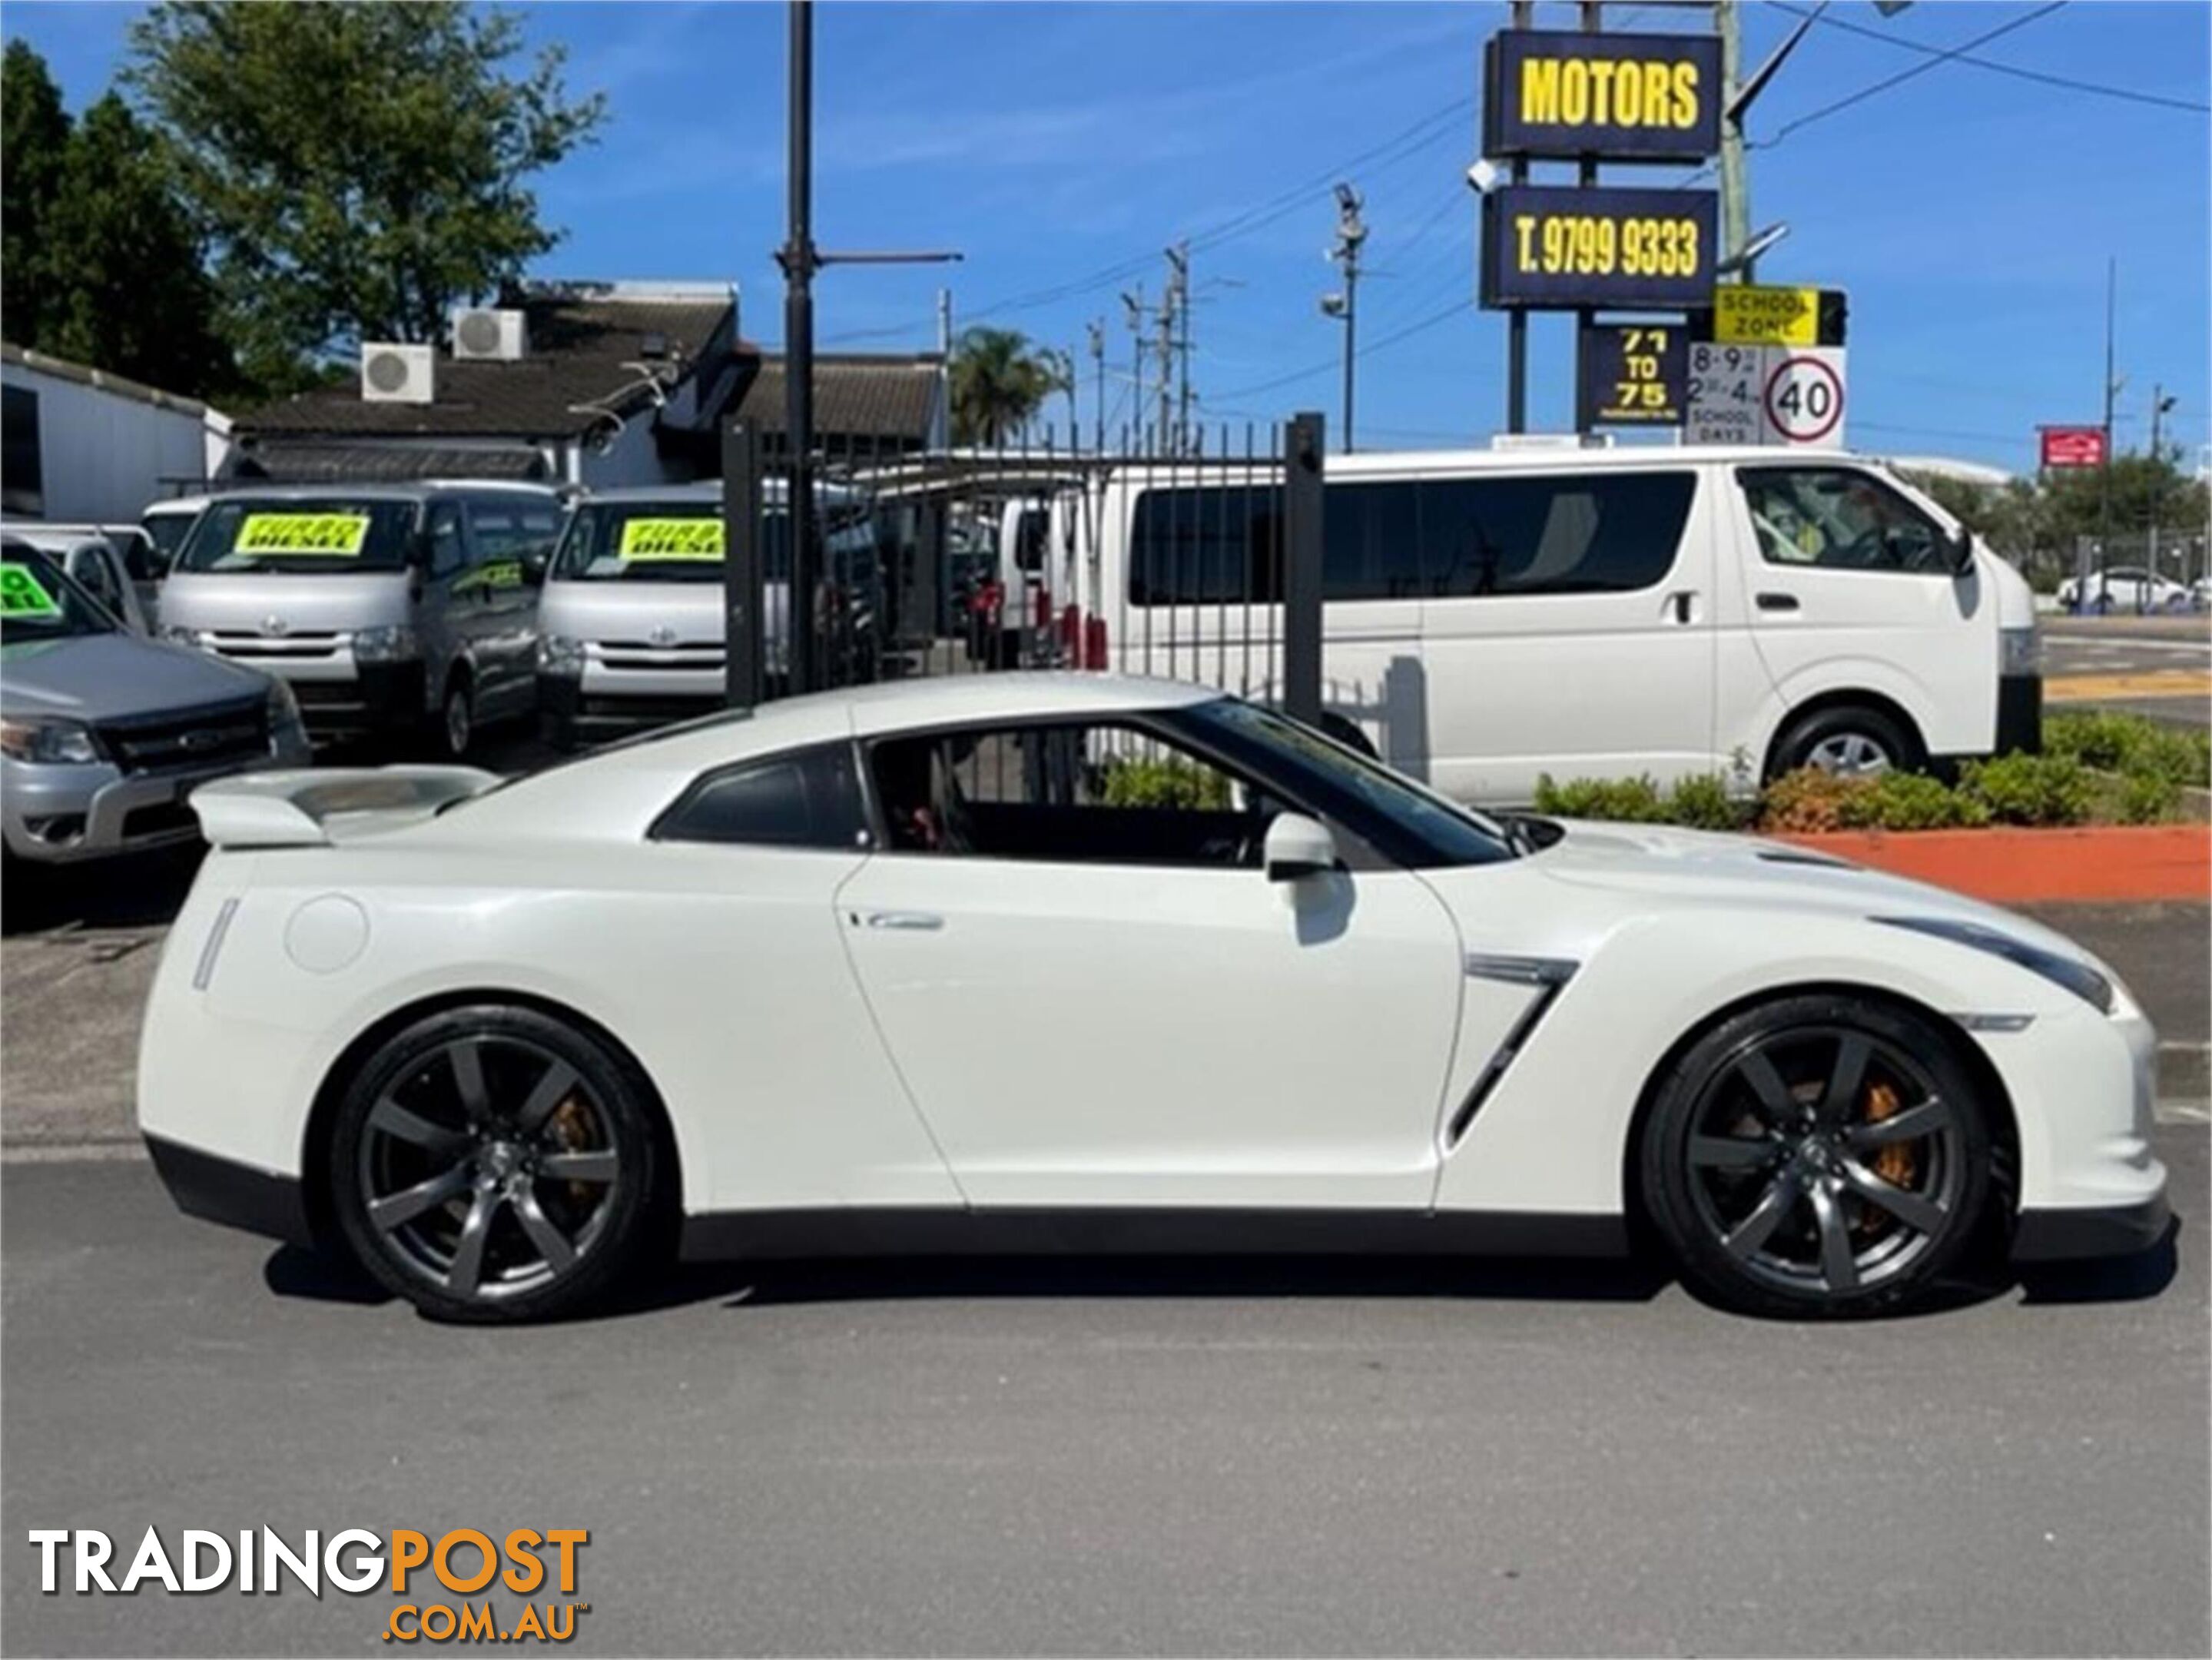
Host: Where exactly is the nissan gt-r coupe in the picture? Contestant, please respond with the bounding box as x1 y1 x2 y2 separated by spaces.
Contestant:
139 675 2169 1323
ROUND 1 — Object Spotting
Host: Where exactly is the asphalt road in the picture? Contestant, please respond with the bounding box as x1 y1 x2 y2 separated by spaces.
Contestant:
2 1127 2202 1658
2044 615 2211 729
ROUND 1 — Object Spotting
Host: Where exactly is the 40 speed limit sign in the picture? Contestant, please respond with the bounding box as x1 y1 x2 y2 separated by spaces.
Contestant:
1685 343 1846 450
1763 350 1845 446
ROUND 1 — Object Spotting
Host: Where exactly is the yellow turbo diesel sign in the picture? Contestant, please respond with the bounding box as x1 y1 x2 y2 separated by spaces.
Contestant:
1485 30 1723 160
234 512 371 556
617 517 725 561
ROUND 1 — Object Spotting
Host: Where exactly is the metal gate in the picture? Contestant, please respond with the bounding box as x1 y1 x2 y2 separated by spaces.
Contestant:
717 413 1326 725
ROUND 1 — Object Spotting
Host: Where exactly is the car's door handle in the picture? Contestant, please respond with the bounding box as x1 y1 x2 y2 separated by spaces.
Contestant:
856 910 943 931
1756 592 1802 612
1668 591 1697 624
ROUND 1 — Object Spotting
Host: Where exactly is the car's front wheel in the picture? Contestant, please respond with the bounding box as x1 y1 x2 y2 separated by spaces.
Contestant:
1639 994 1995 1318
330 1005 665 1322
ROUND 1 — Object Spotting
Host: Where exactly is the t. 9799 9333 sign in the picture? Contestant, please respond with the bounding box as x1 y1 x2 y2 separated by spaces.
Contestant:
1481 184 1716 311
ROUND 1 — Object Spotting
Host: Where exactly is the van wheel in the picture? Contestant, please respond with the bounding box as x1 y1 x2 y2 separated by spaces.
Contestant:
438 676 474 759
1769 705 1920 780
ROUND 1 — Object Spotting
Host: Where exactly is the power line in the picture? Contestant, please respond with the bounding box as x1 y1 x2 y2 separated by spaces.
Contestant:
1209 298 1472 403
962 94 1473 324
1766 0 2210 115
1763 2 2069 147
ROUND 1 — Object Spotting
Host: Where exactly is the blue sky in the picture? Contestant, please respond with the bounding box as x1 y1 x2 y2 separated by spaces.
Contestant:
8 0 2208 473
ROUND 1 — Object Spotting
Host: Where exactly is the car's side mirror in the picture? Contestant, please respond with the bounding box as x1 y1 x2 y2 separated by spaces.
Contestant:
1947 527 1976 576
1264 812 1338 883
519 543 551 587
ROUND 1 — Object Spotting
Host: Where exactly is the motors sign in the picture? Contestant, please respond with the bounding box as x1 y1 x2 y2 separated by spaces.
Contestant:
2039 425 2108 469
1484 30 1722 161
1480 184 1716 311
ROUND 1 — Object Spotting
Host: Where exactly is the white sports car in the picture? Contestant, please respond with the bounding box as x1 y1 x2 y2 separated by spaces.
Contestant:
140 676 2168 1323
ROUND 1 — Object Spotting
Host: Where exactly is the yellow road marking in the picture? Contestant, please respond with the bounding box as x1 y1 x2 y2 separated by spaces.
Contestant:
2046 671 2212 702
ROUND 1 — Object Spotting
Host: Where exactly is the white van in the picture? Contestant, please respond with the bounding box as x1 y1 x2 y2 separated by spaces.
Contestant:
157 482 565 755
1070 446 2040 804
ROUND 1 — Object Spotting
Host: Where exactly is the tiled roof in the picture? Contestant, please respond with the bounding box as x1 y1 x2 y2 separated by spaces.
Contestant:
230 440 554 483
731 354 943 443
237 294 737 439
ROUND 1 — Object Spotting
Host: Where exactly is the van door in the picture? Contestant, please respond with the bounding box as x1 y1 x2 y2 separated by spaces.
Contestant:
1414 466 1713 803
462 493 559 717
1733 464 1992 770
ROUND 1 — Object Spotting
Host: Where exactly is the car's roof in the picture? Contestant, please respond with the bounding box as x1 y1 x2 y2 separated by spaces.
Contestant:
208 481 562 502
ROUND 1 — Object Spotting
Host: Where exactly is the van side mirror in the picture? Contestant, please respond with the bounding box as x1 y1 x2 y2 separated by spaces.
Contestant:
1264 812 1338 883
519 542 551 586
1947 527 1976 576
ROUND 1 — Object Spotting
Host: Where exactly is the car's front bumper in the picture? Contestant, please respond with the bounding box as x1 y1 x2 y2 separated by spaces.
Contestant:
2 739 309 864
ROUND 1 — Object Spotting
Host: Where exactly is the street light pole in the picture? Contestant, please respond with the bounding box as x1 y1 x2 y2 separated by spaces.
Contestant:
1320 183 1365 454
779 0 819 695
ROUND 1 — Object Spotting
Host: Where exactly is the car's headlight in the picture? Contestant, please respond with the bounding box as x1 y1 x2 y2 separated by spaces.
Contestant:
1875 915 2114 1013
536 634 585 678
0 715 105 765
162 624 213 649
351 623 420 663
1999 625 2039 676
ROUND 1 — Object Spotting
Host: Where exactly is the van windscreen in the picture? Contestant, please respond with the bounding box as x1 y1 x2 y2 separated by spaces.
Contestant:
554 501 786 584
177 500 419 574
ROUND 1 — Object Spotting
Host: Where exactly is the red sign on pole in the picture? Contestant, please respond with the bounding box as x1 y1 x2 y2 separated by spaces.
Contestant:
2039 425 2108 469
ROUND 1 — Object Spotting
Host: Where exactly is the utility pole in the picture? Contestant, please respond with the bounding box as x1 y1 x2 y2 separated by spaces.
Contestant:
2149 383 2176 588
1086 319 1106 453
1166 242 1193 450
937 288 953 360
1716 0 1749 281
774 0 960 692
1156 251 1179 449
2098 256 2117 598
1122 284 1146 449
1319 182 1365 453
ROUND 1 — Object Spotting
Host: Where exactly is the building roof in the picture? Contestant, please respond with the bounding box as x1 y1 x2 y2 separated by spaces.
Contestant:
237 287 739 441
230 440 556 483
731 354 943 444
1 340 218 420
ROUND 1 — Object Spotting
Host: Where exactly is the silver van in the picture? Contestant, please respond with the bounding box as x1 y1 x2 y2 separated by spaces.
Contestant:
157 482 564 755
535 480 880 750
2 540 310 866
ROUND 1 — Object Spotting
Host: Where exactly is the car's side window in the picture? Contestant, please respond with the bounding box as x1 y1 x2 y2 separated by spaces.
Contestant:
653 743 870 850
1739 467 1947 573
424 503 467 581
866 721 1280 868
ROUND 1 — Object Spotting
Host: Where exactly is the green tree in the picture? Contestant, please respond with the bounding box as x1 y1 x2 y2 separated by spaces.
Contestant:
41 94 234 395
124 1 605 390
2 41 72 348
949 326 1061 446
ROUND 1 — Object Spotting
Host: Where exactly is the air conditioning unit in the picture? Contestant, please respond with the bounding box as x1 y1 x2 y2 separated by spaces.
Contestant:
360 342 435 404
451 307 528 361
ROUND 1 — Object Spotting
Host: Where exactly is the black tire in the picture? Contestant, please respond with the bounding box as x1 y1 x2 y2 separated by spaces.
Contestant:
1768 702 1922 781
1318 711 1379 759
1639 993 1995 1319
539 711 579 754
329 1004 666 1323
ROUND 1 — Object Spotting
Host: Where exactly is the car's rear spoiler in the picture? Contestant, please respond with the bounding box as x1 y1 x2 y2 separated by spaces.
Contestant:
190 766 499 849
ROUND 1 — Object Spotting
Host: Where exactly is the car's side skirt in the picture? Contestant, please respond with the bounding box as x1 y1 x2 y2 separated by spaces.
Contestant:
678 1207 1629 1263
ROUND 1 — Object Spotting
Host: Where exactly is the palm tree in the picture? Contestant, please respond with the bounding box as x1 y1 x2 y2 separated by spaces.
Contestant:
949 326 1061 446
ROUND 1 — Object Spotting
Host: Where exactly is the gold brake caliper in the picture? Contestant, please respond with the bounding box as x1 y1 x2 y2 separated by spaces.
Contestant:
1855 1078 1915 1233
548 1097 593 1205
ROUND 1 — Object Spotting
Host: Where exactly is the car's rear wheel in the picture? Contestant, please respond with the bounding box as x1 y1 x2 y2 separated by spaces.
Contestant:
1639 994 1994 1318
438 676 475 759
330 1005 664 1323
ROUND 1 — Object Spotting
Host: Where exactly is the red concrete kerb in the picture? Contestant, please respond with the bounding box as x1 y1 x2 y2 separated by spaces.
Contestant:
1776 825 2212 905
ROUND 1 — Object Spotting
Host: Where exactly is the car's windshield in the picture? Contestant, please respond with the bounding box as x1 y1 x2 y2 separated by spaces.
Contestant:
176 498 419 575
1 549 118 642
551 498 879 586
141 510 202 569
1171 697 1518 868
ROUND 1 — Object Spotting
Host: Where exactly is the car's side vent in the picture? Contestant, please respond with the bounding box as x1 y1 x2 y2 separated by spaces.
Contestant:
1448 955 1579 1145
1756 848 1855 869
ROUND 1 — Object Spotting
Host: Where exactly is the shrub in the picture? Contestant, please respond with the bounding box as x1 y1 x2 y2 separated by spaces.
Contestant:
2114 770 2184 825
1097 757 1229 809
1530 773 1669 822
1757 767 1875 834
2046 710 2210 789
1663 772 1753 832
1957 752 2095 825
1860 769 1991 831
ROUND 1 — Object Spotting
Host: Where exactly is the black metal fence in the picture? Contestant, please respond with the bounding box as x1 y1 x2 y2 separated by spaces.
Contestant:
718 413 1327 724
